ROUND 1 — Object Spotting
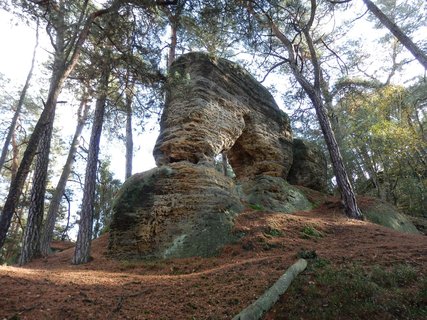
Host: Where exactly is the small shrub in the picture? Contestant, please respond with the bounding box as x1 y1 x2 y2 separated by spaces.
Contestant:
249 203 264 211
297 249 317 260
300 225 323 239
264 227 283 237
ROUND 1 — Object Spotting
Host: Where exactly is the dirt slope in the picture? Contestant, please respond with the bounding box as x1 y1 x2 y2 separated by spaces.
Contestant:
1 198 426 320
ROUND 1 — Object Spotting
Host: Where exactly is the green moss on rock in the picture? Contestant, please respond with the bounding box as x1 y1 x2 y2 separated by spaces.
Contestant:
238 175 313 213
361 198 420 234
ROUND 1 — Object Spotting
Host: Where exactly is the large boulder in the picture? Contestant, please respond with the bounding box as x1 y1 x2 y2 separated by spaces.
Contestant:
109 162 243 259
360 198 420 234
287 139 328 192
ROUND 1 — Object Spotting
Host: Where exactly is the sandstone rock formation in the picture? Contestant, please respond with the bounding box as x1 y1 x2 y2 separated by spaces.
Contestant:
109 53 320 259
109 163 242 259
153 52 293 179
287 139 328 192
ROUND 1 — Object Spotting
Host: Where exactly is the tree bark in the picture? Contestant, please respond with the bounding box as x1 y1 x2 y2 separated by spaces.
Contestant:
232 259 308 320
222 152 229 177
19 106 56 265
73 67 109 265
362 0 427 69
125 86 134 180
0 23 39 172
39 94 90 256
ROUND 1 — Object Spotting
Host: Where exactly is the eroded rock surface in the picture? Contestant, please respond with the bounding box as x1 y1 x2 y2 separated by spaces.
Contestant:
287 139 328 192
109 163 243 259
153 52 293 179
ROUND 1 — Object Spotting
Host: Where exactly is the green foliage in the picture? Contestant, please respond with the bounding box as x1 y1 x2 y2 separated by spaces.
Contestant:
248 203 264 211
336 82 426 216
284 262 427 319
263 227 283 238
92 160 122 239
300 225 323 239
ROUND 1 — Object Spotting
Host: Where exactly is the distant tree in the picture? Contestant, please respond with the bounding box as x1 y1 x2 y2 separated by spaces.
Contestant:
93 160 122 238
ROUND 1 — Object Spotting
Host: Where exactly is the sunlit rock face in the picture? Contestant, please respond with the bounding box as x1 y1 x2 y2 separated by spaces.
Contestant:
153 52 293 179
109 53 320 259
287 139 328 192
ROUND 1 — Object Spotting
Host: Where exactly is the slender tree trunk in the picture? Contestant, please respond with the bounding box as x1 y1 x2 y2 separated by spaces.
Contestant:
0 23 39 172
19 106 56 265
61 192 72 241
309 93 363 219
39 94 90 256
10 129 19 182
0 70 66 249
362 0 427 69
125 87 134 180
73 68 109 265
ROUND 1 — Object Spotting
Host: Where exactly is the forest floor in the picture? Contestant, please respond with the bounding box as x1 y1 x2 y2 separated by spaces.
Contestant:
1 194 426 320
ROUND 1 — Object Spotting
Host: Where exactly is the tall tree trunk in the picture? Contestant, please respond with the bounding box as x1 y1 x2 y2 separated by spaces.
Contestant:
39 94 90 256
19 106 56 265
0 69 66 249
222 152 229 177
309 92 362 219
125 86 134 180
0 23 39 172
73 68 109 265
362 0 427 69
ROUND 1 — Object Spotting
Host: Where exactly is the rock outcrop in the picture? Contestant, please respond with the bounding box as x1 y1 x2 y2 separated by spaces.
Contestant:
109 163 242 258
153 52 293 179
287 139 328 192
109 53 322 259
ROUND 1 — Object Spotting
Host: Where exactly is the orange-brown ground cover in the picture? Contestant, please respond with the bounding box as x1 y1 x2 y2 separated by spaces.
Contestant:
1 196 426 319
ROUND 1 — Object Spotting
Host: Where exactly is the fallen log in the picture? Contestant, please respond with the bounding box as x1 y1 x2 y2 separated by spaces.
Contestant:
233 258 308 320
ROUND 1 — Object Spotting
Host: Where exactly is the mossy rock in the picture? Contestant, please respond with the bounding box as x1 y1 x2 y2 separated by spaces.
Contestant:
361 198 420 234
238 176 313 213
